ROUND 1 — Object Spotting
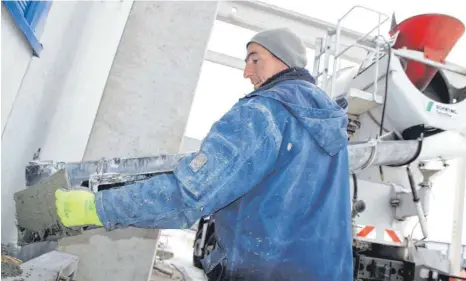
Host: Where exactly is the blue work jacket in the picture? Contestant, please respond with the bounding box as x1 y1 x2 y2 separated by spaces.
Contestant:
95 68 353 281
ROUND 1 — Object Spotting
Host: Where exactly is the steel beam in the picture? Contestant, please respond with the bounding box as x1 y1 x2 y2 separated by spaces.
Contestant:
205 50 245 70
216 1 370 64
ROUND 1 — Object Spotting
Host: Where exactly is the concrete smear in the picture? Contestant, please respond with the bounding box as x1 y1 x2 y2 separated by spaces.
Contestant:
1 245 23 279
1 260 23 278
14 169 81 245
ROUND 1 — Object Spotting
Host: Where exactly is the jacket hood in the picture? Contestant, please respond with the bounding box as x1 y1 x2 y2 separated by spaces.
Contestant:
244 68 348 156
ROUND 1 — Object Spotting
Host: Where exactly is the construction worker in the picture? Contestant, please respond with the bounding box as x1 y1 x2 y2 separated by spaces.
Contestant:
55 28 353 281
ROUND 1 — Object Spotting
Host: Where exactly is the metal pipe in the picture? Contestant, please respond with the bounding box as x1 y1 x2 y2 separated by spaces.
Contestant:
392 49 466 76
330 28 341 98
373 45 380 101
372 13 381 101
348 139 419 172
25 136 463 188
25 140 419 186
312 38 323 78
449 157 466 276
25 153 191 186
407 166 429 239
216 1 369 64
322 35 330 90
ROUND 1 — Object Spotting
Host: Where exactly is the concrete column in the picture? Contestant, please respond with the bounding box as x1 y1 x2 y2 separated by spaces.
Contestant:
57 2 219 281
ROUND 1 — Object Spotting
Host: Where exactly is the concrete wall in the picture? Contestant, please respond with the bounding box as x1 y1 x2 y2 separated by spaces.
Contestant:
1 5 34 133
1 0 133 245
2 2 218 280
38 1 134 162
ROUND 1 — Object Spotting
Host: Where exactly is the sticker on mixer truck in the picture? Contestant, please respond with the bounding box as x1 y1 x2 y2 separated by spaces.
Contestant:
426 101 457 118
355 225 403 244
355 225 376 239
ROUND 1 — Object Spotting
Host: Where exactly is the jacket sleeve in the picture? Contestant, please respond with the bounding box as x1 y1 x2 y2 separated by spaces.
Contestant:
94 99 282 230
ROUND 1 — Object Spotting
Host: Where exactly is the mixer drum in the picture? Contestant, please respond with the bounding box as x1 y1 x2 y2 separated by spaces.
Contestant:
389 14 465 94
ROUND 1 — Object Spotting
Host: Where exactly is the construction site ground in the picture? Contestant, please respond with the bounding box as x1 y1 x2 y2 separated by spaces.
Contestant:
152 229 207 281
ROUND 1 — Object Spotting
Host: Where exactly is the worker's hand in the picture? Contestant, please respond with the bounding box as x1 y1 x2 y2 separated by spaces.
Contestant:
55 189 103 228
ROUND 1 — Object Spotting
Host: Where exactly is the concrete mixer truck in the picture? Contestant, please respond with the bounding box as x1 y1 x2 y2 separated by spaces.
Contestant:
191 9 466 281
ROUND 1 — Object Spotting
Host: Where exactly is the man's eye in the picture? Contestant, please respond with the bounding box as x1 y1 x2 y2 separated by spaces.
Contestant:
253 59 258 64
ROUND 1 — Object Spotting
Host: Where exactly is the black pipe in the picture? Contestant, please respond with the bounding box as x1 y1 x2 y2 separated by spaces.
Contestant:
352 173 358 201
351 174 366 217
406 166 420 203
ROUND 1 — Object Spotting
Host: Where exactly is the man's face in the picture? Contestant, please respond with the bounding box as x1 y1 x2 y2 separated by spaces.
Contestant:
243 43 288 90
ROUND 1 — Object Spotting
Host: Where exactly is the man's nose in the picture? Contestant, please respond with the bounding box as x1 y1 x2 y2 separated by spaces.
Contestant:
243 63 252 79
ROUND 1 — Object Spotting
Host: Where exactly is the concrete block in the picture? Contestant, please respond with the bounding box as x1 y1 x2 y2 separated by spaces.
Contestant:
1 250 78 281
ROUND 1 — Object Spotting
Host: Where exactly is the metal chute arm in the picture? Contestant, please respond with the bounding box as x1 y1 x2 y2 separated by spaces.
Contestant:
25 140 422 187
16 139 442 245
348 139 420 172
25 153 193 187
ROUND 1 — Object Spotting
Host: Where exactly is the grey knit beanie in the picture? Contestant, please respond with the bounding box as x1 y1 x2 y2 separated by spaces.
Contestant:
247 27 307 68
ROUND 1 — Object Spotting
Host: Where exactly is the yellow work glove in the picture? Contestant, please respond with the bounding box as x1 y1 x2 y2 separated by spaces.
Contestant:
55 189 103 228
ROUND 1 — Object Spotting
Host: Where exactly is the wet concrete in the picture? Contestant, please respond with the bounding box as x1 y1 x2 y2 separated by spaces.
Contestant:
1 260 23 279
14 169 82 245
15 169 69 232
1 244 23 279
